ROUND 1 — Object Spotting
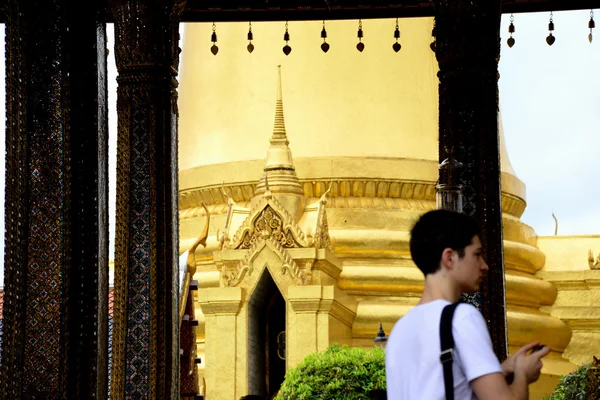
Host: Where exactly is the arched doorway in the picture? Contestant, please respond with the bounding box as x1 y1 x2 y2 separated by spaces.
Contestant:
247 268 286 398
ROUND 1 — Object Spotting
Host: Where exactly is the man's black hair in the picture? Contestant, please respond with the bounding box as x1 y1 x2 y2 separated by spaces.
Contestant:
409 209 481 276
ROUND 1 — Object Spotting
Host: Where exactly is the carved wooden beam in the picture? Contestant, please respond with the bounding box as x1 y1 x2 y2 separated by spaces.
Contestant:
95 0 600 22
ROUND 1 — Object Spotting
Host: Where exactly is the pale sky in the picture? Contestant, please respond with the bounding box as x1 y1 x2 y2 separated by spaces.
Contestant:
0 10 599 285
498 10 600 236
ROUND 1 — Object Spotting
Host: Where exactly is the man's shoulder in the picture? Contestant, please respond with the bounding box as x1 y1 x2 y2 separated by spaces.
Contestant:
454 302 484 319
455 302 480 315
453 303 489 334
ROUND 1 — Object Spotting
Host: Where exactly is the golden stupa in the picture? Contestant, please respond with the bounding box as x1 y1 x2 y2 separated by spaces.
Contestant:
176 17 599 400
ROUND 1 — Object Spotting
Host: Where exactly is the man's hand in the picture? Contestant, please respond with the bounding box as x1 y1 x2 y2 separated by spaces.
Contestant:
501 342 541 378
515 345 551 384
472 344 550 400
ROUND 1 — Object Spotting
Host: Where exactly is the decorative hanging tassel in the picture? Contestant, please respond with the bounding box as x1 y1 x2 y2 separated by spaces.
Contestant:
356 19 364 52
507 14 515 48
211 22 219 55
589 10 595 43
283 21 292 55
321 21 330 53
247 22 254 53
546 12 555 46
393 18 401 52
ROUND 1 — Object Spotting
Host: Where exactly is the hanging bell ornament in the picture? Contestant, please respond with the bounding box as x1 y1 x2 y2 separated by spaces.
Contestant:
247 27 254 53
393 20 401 53
357 23 364 52
430 25 436 52
321 24 330 53
546 18 555 46
283 26 292 55
589 15 595 43
210 30 219 55
507 20 515 48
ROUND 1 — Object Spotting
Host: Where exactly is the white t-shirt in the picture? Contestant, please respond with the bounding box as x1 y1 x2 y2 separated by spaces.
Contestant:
385 300 502 400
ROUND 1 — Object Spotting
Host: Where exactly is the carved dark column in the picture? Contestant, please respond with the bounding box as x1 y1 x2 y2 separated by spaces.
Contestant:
0 0 109 398
433 0 507 360
109 1 184 399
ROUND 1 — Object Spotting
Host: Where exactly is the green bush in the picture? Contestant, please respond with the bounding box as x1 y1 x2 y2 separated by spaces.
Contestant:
544 363 590 400
275 343 386 400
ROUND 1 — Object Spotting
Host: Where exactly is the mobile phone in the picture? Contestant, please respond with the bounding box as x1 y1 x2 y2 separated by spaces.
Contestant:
530 345 546 353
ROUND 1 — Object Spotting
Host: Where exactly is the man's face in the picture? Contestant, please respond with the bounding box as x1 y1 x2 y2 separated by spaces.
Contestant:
452 235 489 293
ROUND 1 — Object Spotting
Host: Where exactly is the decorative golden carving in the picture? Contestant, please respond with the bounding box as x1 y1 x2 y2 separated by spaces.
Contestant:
552 212 559 235
313 186 333 251
186 202 210 274
180 179 526 218
237 206 298 249
217 185 238 249
589 250 600 270
229 197 307 250
180 202 210 320
221 238 312 286
179 196 438 220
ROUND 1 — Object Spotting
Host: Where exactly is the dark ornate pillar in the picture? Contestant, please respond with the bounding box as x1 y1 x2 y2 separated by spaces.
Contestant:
0 0 109 398
109 1 184 399
433 0 507 360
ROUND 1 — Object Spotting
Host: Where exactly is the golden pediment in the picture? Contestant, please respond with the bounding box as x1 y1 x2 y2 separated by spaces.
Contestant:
229 197 308 250
221 237 312 287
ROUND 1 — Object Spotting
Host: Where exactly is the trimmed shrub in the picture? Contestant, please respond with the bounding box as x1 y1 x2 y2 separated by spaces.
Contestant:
275 344 386 400
544 363 590 400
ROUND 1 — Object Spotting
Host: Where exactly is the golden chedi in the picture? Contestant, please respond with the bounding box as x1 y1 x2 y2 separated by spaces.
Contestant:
177 18 574 399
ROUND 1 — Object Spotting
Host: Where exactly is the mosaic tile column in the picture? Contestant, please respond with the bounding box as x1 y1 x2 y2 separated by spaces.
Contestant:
109 1 184 399
0 0 109 398
433 0 507 361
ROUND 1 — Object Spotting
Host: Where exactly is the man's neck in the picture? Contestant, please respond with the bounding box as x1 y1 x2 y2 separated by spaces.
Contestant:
418 273 462 305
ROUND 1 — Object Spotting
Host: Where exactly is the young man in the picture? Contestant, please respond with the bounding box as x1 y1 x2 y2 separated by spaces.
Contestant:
386 210 550 400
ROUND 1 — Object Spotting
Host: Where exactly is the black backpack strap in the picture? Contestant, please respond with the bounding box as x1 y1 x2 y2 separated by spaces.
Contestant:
440 302 460 400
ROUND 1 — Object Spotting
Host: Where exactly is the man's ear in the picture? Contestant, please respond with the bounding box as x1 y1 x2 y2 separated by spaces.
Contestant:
440 248 454 270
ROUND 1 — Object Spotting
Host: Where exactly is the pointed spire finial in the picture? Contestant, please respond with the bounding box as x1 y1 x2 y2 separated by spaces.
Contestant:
271 65 288 144
277 65 283 102
253 66 304 208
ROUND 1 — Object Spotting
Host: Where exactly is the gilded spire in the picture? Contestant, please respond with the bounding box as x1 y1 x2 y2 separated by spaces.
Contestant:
254 66 304 218
258 65 301 176
261 65 296 172
271 65 288 144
